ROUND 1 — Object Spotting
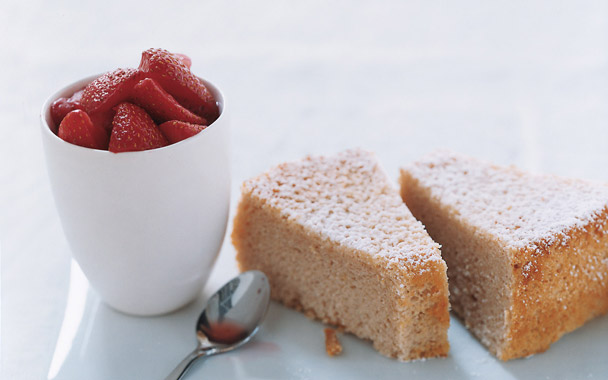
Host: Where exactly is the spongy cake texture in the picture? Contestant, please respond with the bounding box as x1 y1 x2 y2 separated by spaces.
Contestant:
401 150 608 360
232 149 450 360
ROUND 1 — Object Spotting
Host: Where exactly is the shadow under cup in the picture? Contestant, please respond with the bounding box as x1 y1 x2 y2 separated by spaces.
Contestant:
40 75 230 316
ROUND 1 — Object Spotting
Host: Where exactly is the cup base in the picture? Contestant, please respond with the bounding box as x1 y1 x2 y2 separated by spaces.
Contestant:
98 285 203 317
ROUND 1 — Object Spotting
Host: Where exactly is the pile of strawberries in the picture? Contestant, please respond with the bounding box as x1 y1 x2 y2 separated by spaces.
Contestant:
50 48 219 153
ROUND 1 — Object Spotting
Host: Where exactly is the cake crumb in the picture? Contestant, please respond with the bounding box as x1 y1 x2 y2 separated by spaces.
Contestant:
324 328 342 357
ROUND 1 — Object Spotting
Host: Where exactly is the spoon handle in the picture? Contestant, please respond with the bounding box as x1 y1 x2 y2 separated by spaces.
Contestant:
164 347 210 380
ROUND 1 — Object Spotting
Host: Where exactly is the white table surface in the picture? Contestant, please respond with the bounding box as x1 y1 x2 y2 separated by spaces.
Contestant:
2 1 608 379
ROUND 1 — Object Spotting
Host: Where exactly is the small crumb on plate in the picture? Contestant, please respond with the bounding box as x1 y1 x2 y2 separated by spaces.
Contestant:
324 328 342 357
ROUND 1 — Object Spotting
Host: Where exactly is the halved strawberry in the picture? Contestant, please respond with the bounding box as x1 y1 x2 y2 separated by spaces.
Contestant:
109 103 168 153
57 110 109 150
81 68 142 131
174 53 192 69
50 89 85 133
158 120 208 144
139 48 219 121
130 78 207 125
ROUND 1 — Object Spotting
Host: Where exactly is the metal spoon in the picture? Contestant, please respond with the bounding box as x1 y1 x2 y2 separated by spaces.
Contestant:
164 270 271 380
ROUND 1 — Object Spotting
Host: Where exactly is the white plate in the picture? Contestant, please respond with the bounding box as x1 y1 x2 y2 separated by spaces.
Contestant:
47 261 608 380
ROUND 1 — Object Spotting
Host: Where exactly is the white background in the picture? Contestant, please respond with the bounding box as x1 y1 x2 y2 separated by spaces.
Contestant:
2 1 608 379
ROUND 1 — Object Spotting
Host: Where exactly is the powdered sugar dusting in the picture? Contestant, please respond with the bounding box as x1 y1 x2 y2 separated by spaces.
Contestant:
405 150 608 249
244 149 442 269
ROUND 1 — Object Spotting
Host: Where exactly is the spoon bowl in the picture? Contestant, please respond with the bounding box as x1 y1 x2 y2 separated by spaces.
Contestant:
165 271 270 380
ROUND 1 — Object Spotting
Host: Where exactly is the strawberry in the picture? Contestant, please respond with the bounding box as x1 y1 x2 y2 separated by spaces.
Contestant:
130 78 207 125
57 110 109 150
109 103 168 153
139 48 219 121
174 53 192 69
158 120 208 144
89 111 116 134
50 89 85 133
81 68 142 132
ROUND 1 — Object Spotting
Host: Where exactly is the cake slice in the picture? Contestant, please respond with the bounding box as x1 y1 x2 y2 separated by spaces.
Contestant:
400 150 608 360
232 149 450 360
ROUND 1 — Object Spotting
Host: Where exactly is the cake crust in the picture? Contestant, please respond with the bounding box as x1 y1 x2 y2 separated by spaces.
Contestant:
232 149 450 360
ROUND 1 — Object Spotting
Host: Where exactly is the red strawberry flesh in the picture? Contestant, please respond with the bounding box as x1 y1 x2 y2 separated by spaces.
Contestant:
158 120 208 144
50 89 85 133
130 78 207 125
109 102 168 153
89 110 115 133
139 48 219 121
174 53 192 69
57 110 109 150
81 68 141 131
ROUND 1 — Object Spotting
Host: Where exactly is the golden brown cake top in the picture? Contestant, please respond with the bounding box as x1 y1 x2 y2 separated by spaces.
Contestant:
404 150 608 250
242 148 442 271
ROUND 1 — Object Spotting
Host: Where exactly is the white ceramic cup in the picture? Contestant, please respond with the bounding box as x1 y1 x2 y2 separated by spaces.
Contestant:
41 75 230 316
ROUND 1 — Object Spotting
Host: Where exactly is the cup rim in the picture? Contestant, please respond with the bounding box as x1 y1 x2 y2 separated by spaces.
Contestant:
40 73 227 156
